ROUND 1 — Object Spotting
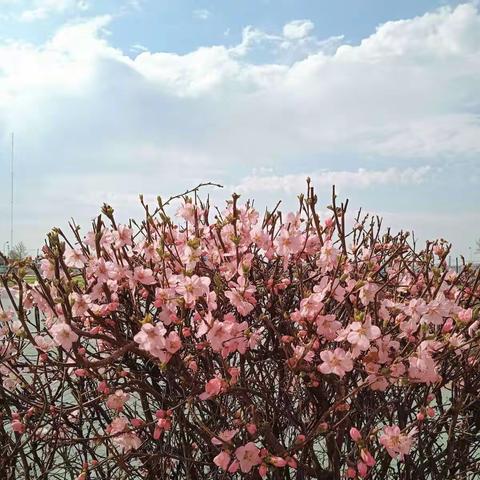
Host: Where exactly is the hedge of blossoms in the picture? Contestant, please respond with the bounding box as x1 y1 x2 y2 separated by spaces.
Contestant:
1 184 480 479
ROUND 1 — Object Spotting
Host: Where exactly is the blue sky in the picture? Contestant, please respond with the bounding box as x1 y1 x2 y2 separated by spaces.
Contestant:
0 0 479 261
0 1 467 53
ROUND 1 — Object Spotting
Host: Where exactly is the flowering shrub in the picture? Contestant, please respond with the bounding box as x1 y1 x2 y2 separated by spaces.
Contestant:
1 184 480 479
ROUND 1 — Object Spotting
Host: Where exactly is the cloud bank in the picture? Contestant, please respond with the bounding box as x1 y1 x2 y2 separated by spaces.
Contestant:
0 3 479 256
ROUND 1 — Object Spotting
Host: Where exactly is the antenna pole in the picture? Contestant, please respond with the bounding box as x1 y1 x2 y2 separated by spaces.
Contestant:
10 132 14 252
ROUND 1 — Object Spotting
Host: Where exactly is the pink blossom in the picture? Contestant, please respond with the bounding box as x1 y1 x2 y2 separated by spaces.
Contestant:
345 318 381 353
177 201 196 222
133 323 166 357
131 418 143 428
299 293 324 320
106 390 129 412
176 275 211 305
64 248 86 268
206 291 218 311
70 293 92 317
115 225 133 248
228 460 240 473
235 442 262 473
404 298 428 321
11 418 25 434
251 226 272 251
318 348 353 377
50 322 78 351
214 314 249 357
458 308 473 323
442 318 454 333
92 258 116 284
365 362 405 391
157 417 172 432
316 314 342 341
113 432 142 452
203 313 248 357
359 282 378 306
206 320 231 352
422 297 452 325
164 331 182 354
213 451 231 471
40 259 55 280
373 335 400 364
275 227 304 256
225 276 256 316
317 240 339 270
181 245 202 270
408 351 441 384
188 360 198 373
199 377 223 400
292 345 314 363
107 416 128 435
133 267 157 285
34 335 54 352
379 425 416 460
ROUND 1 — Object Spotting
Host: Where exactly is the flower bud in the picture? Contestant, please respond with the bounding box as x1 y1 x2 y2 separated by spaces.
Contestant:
246 423 257 436
357 461 368 477
346 467 356 478
269 456 287 467
349 427 362 442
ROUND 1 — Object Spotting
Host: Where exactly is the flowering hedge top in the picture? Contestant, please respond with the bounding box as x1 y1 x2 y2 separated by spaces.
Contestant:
1 186 479 479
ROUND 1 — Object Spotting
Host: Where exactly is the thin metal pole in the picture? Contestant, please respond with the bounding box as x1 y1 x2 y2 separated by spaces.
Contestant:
10 132 14 252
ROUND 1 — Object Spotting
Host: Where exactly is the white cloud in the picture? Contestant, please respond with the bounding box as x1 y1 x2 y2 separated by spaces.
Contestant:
283 19 314 40
228 25 281 56
231 167 431 195
130 43 148 53
19 0 89 22
193 8 211 20
228 22 341 60
0 4 479 255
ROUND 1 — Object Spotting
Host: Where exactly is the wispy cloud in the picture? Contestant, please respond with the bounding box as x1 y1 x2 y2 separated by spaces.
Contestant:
130 43 148 53
19 0 89 22
193 8 211 20
231 167 432 194
282 19 314 40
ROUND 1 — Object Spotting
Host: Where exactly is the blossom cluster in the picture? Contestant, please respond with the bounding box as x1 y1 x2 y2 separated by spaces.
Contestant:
1 186 479 479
